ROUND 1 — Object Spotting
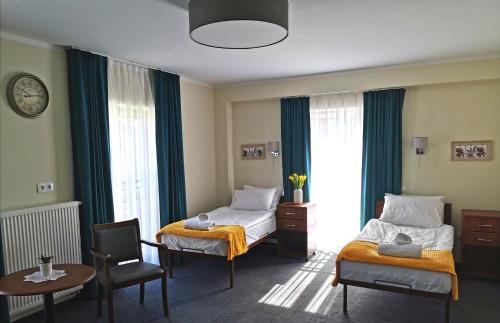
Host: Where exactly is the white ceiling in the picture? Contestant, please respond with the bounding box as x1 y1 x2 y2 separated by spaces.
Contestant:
1 0 500 85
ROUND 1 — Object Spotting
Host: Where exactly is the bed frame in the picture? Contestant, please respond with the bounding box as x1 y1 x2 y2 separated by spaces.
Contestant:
340 200 453 323
162 226 276 289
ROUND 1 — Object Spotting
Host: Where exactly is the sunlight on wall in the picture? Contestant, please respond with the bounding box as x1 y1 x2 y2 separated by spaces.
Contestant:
258 252 335 310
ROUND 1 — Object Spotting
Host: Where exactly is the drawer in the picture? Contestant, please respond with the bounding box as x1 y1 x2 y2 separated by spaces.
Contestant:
463 217 499 233
278 207 307 220
462 231 499 247
277 218 307 232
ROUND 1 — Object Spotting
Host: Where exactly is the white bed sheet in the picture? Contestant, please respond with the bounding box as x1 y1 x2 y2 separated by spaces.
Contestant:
161 207 276 256
339 219 454 294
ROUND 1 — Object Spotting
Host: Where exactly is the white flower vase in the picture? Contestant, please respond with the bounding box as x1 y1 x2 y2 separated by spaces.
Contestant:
293 189 303 204
40 262 52 277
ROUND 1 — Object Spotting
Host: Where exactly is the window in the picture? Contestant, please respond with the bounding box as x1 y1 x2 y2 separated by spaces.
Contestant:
108 60 160 263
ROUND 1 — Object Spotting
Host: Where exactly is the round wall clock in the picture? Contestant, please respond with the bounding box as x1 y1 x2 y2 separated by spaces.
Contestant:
7 73 49 118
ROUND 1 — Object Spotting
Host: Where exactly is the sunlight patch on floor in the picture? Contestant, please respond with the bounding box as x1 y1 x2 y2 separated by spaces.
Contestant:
258 251 334 308
304 274 335 314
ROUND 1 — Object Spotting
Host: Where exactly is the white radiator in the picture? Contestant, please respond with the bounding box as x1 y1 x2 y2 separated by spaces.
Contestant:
0 201 83 321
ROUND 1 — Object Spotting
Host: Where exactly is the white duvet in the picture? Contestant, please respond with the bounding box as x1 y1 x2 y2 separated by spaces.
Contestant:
201 206 275 229
356 219 454 251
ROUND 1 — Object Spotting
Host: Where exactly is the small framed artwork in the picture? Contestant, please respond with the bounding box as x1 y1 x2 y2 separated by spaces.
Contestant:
451 140 493 161
241 144 266 160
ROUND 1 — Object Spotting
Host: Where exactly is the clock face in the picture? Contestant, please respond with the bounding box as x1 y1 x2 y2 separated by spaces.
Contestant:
8 74 49 118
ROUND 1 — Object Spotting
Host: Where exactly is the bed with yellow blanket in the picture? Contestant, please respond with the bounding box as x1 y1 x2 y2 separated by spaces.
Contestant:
334 200 456 323
156 206 277 288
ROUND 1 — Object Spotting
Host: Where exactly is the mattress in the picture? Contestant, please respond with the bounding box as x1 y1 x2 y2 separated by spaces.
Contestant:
161 207 276 256
339 219 454 294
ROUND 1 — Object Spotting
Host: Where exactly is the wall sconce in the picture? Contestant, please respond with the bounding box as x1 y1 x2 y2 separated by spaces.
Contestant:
412 137 428 155
412 137 428 169
267 141 280 167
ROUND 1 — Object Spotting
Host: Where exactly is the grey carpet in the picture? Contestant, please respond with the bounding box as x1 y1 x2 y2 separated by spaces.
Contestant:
17 244 500 323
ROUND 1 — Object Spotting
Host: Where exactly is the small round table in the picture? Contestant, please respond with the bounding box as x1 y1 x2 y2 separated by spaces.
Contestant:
0 264 96 323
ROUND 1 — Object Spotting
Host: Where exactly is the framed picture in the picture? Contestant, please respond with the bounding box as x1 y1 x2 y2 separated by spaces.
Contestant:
451 141 493 161
241 144 266 160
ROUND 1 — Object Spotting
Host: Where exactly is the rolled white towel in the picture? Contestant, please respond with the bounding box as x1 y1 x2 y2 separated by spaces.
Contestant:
184 217 215 231
378 243 422 258
393 233 412 245
197 213 211 222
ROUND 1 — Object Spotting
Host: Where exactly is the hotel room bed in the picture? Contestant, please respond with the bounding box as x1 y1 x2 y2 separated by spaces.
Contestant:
337 200 455 323
160 207 276 256
339 217 454 294
158 206 277 287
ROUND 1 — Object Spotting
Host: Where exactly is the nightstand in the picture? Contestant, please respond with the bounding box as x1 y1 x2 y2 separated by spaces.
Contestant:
461 209 500 280
276 202 316 261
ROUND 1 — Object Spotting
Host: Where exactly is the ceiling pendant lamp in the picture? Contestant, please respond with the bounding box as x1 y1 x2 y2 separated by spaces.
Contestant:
189 0 289 49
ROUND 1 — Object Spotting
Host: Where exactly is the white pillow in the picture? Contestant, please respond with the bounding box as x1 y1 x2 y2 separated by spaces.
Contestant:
230 188 275 211
380 194 445 228
244 184 283 209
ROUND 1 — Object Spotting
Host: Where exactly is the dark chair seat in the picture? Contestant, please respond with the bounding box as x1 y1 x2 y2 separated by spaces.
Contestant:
109 262 164 285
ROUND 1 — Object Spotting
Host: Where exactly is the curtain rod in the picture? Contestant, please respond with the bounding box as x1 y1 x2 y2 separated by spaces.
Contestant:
282 86 406 99
69 46 180 76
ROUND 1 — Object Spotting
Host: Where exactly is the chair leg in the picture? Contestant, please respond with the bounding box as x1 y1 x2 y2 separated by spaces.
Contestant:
96 281 102 316
140 283 145 305
343 284 347 313
229 259 234 288
107 289 114 323
168 252 173 278
161 275 169 317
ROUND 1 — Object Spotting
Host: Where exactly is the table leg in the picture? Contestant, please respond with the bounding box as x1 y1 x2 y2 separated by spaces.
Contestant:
43 293 55 323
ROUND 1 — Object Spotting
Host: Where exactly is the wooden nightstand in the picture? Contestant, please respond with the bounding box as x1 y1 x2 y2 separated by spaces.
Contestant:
276 202 316 261
461 209 500 280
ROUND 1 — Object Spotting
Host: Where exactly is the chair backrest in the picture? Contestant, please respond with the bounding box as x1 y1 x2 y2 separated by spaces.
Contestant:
92 218 143 264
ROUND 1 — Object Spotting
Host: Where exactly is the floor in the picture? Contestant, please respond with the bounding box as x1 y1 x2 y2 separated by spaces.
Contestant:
17 244 500 323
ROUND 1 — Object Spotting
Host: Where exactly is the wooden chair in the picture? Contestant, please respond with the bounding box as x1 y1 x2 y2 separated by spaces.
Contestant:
90 219 169 322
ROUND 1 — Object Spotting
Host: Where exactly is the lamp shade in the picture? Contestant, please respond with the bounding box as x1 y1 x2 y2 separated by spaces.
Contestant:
268 141 280 154
189 0 289 49
412 137 428 149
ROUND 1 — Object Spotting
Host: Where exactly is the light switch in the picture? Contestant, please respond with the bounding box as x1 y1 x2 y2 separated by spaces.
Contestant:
37 182 54 193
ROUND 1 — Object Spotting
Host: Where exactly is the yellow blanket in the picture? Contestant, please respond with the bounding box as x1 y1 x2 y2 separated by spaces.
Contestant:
156 221 248 261
332 241 458 300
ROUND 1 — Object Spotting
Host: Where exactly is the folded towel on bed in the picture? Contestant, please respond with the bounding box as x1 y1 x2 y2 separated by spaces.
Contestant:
377 243 422 258
393 232 412 245
184 216 215 231
197 213 211 222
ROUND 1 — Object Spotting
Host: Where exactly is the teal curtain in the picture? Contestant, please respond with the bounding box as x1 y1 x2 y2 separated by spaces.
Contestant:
0 223 9 323
281 97 312 202
67 49 115 268
360 88 405 228
154 70 187 226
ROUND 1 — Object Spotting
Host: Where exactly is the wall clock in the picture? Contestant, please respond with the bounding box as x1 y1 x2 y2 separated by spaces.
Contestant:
7 73 49 118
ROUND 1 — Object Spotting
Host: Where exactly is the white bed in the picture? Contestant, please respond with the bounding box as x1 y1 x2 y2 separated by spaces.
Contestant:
160 206 276 256
339 219 454 293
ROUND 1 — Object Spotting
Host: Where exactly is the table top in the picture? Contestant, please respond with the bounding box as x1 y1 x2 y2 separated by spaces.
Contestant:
0 264 96 296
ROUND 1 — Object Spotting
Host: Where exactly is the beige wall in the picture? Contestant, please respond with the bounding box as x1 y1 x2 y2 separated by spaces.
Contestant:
232 99 282 189
214 60 500 246
180 81 217 216
0 36 218 217
0 37 74 210
402 80 500 233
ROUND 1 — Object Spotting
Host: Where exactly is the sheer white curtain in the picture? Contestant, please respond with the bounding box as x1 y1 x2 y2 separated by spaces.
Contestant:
310 92 363 252
108 60 160 263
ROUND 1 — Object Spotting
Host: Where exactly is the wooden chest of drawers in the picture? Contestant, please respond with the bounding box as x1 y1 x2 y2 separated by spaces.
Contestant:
461 209 500 280
276 202 316 261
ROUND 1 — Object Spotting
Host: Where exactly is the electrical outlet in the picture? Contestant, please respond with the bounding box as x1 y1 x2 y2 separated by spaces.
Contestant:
37 182 54 193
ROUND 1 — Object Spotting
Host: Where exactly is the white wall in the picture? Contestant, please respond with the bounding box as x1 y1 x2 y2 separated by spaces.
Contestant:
232 99 282 189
